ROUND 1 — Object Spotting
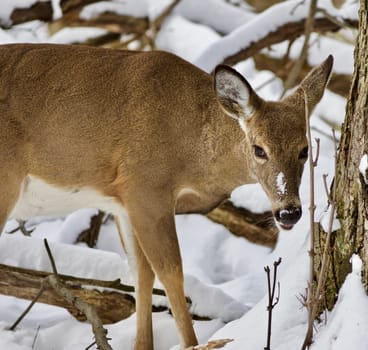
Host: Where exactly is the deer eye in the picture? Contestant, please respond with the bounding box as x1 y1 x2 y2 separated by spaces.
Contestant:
253 145 268 160
299 146 308 159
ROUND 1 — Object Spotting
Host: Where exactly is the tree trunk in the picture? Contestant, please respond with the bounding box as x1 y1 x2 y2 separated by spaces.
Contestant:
318 0 368 310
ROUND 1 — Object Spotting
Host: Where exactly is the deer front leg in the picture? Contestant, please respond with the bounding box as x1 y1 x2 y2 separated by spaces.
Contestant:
127 195 198 349
133 234 155 350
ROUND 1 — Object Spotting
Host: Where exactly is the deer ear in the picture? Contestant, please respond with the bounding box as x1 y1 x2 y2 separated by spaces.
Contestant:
293 55 334 112
214 65 262 120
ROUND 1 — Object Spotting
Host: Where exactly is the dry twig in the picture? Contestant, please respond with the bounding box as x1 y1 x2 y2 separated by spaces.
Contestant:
301 130 338 349
264 258 282 350
301 86 318 349
281 0 318 98
44 239 113 350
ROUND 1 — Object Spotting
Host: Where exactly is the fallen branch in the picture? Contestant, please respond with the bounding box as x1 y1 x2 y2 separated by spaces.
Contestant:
218 17 357 70
48 10 148 36
207 201 278 248
0 263 136 324
0 260 193 325
43 239 112 350
5 0 103 27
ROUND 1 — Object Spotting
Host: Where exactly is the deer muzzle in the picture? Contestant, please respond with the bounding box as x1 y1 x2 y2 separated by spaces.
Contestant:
274 206 302 230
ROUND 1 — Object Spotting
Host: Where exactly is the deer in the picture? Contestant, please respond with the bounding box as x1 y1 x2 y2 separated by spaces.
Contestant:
0 43 333 349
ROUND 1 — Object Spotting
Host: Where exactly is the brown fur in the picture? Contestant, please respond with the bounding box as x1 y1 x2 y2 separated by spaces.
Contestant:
0 44 332 349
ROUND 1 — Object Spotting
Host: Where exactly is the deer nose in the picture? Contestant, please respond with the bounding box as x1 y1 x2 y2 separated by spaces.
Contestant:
275 206 302 230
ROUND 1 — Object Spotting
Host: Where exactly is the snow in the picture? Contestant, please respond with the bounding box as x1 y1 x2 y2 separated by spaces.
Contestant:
51 0 62 21
174 0 254 35
320 205 341 232
311 255 368 350
147 0 172 21
80 1 147 21
359 154 368 185
0 1 366 350
230 184 271 213
156 15 220 63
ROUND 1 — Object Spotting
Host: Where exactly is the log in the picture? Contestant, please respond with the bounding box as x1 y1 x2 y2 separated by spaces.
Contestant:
207 201 278 248
0 264 135 324
48 11 148 36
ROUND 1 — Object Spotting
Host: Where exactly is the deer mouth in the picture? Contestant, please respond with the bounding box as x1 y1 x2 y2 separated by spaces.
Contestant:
279 223 294 231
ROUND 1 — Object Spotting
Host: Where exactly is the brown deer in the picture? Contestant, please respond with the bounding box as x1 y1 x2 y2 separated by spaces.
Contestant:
0 44 332 349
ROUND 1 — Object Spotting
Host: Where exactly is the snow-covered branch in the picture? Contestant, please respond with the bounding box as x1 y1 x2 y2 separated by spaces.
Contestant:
195 0 358 72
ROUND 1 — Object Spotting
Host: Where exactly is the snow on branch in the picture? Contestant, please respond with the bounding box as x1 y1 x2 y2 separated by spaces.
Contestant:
195 0 358 72
174 0 254 35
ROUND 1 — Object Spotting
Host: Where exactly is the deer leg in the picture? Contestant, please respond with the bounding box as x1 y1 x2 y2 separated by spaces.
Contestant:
0 176 23 234
133 234 155 350
127 196 198 349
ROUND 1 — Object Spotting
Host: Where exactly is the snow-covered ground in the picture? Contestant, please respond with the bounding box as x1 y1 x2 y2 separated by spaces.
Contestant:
0 0 367 349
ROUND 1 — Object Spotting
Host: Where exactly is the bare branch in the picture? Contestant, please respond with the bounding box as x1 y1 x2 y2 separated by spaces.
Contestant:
313 138 321 167
44 239 58 275
264 258 282 350
281 0 317 98
217 17 356 71
322 174 333 203
43 239 113 350
301 85 316 349
47 274 113 350
8 283 46 331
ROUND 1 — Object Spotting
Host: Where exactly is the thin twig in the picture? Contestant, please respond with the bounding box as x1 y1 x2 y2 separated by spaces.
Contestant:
44 239 58 275
8 283 46 331
255 76 278 91
147 0 181 48
301 131 338 349
264 258 282 350
281 0 318 98
322 174 333 203
301 86 317 350
316 7 356 29
31 325 40 349
312 138 320 167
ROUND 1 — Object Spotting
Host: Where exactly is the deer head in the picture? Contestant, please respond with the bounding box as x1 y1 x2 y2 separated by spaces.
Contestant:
215 55 333 230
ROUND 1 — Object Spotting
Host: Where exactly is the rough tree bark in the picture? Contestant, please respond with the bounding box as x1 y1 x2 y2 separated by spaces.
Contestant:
315 0 368 311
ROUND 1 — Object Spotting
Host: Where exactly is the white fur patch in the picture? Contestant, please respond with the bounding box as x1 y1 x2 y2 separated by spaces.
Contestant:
276 172 287 196
238 116 246 132
10 175 120 220
10 175 138 279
